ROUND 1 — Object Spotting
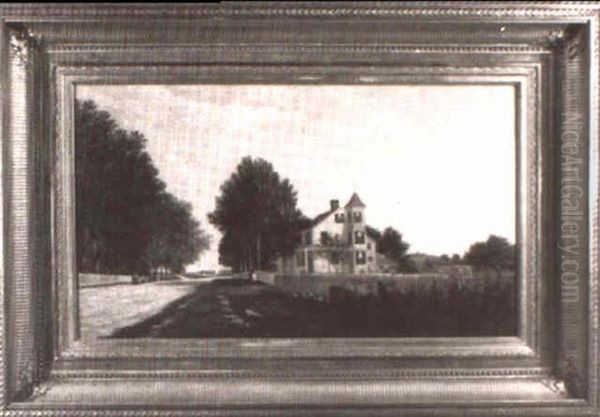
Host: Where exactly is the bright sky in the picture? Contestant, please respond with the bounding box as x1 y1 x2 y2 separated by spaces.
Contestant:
77 85 516 271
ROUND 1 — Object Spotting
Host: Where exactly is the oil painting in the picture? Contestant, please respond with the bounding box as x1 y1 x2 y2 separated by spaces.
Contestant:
76 84 517 339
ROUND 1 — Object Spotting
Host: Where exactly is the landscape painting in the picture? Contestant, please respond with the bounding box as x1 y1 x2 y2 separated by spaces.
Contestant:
75 84 517 340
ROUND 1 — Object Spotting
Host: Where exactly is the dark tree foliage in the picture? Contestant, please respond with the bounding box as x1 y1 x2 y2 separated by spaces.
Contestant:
463 235 516 276
208 156 305 273
379 227 409 258
366 225 415 272
75 99 209 275
141 194 210 274
379 227 414 272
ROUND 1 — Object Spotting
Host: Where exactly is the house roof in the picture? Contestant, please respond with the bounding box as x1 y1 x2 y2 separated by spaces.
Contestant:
308 209 335 228
365 226 379 240
302 193 367 231
345 192 366 208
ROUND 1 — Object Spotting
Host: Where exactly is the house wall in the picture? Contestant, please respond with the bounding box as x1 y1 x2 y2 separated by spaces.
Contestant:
310 208 347 244
365 234 377 272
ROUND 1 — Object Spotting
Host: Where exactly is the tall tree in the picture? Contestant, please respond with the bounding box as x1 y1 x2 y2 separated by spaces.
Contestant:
208 156 305 273
463 235 516 276
76 99 209 275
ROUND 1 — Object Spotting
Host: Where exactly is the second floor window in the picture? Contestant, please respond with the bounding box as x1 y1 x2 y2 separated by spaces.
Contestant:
354 231 365 244
304 231 312 245
334 213 345 223
356 250 366 265
353 211 362 223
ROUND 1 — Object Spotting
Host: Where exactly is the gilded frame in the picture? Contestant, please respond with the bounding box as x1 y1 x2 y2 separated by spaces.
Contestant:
0 2 598 416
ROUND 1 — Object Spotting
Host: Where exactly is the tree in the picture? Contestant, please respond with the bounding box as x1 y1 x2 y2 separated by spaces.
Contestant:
75 99 209 276
141 194 210 275
378 227 414 272
463 235 516 277
366 225 414 272
208 156 305 273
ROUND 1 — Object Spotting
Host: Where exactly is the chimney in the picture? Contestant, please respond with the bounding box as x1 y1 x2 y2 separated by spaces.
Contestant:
330 199 339 211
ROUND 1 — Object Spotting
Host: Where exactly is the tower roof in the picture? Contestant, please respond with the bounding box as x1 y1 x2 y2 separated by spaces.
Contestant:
345 192 366 209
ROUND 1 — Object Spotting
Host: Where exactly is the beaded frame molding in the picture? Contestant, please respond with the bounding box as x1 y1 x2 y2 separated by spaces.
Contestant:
0 2 599 416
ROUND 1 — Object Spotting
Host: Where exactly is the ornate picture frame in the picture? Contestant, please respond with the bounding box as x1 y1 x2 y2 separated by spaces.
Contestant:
0 2 598 415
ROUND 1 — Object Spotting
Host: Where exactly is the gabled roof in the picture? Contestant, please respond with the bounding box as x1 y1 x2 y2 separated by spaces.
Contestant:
302 193 367 231
345 192 366 209
300 208 336 231
308 209 335 228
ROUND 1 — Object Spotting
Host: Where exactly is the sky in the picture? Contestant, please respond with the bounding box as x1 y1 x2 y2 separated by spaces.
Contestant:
77 84 516 271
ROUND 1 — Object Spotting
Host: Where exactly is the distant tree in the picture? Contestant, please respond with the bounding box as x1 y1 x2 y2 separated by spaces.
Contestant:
422 257 435 272
208 156 306 273
463 235 516 277
141 194 210 274
440 254 450 263
75 99 209 276
378 227 414 272
451 253 461 263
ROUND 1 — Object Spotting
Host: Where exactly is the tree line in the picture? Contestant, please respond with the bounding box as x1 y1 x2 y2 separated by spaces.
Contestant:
76 100 209 276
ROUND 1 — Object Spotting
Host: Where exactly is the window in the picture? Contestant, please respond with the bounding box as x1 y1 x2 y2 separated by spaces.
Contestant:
356 250 366 265
354 231 365 244
334 213 345 223
367 243 372 250
320 231 331 245
331 252 340 264
305 231 312 245
353 211 362 223
296 251 305 267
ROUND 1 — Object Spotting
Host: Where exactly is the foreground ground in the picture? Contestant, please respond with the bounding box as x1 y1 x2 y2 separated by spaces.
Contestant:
109 278 354 338
80 276 516 338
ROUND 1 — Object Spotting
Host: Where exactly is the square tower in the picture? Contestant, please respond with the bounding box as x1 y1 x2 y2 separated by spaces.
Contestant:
345 193 367 273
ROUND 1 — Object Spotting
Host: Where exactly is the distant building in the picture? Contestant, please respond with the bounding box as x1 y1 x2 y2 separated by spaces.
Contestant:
277 193 377 275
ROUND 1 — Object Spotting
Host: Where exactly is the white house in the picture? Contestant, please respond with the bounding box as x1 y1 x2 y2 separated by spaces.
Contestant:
277 193 377 275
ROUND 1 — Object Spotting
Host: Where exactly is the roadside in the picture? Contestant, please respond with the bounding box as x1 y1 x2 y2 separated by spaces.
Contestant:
79 280 199 339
